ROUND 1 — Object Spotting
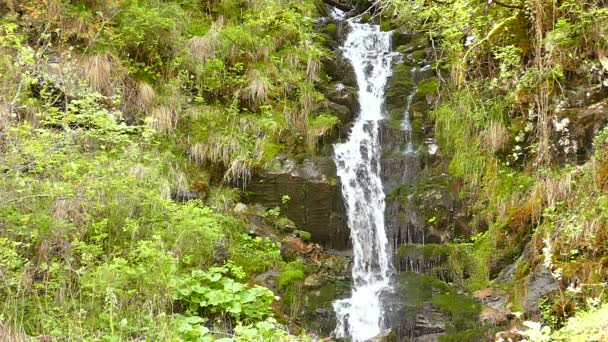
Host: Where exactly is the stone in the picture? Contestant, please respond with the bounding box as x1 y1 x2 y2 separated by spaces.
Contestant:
473 288 510 326
252 269 280 289
415 312 446 336
323 49 357 87
524 265 559 313
325 82 359 118
276 217 297 232
233 203 248 213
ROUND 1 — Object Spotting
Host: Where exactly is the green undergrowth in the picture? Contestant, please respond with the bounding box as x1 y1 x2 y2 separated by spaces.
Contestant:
0 90 313 339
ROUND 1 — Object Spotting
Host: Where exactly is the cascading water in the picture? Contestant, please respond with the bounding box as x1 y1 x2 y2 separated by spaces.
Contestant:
332 13 398 342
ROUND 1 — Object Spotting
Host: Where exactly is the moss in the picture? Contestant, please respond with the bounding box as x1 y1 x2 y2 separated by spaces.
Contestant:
380 21 392 32
410 49 427 62
417 78 439 96
398 243 450 259
399 272 451 307
293 230 311 241
361 13 372 23
323 23 337 35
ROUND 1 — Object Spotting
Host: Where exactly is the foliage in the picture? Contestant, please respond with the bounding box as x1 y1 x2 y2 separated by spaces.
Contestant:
174 265 278 322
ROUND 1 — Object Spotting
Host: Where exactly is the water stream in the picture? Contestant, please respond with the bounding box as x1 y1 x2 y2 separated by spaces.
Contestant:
332 13 398 342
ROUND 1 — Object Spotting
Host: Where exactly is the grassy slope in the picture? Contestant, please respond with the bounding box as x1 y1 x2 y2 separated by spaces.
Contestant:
0 0 341 340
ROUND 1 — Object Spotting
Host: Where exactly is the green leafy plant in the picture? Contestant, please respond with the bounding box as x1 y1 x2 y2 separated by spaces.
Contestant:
174 265 278 322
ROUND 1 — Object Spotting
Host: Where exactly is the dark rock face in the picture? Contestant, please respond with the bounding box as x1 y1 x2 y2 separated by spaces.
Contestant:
244 157 350 250
380 36 466 255
555 86 608 164
524 266 559 313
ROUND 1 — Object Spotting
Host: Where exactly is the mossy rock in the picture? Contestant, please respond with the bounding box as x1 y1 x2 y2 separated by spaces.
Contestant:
276 217 297 232
324 23 338 36
294 229 312 241
361 13 372 23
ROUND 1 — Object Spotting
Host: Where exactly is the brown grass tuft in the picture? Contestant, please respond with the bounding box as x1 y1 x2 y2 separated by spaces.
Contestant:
188 17 223 61
52 198 86 228
134 81 155 112
150 105 177 133
0 323 30 342
484 121 509 153
306 56 321 82
244 69 270 106
81 53 114 95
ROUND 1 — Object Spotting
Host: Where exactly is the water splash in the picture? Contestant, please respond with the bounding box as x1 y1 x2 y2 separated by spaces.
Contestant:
332 15 398 342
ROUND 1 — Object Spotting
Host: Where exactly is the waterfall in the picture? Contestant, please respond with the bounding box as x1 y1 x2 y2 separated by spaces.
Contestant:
332 12 398 342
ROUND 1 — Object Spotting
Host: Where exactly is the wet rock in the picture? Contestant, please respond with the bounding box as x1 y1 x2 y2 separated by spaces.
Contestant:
473 289 510 325
524 266 559 313
415 311 447 336
369 329 394 342
325 82 359 117
280 244 298 262
392 29 416 50
551 83 608 164
245 157 350 250
171 189 199 202
474 288 511 327
324 49 357 87
326 100 352 124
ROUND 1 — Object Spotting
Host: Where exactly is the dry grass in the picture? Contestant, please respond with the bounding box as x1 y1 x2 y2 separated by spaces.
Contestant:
150 105 177 133
128 164 149 180
52 198 86 228
188 17 223 61
534 172 573 208
134 81 155 113
284 51 300 69
222 158 253 186
0 323 30 342
306 56 321 82
244 69 270 106
190 137 241 167
484 121 509 153
45 0 63 20
81 53 114 95
170 166 189 194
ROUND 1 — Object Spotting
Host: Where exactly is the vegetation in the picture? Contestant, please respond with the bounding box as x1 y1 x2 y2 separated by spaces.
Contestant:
379 0 608 338
2 0 608 339
0 0 340 340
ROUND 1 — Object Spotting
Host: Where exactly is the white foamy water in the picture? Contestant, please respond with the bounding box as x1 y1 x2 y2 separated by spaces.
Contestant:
332 15 398 342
